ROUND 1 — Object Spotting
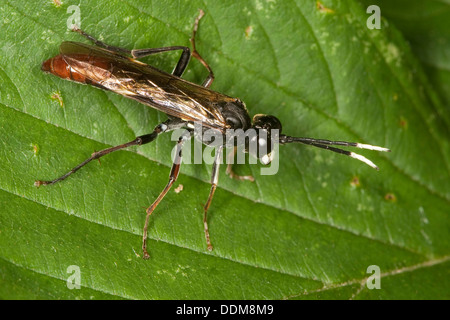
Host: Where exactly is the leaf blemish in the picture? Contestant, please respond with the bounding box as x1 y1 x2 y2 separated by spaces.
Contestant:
316 1 335 14
418 206 429 224
31 143 40 156
350 176 360 187
52 0 62 8
174 184 184 194
380 42 402 67
51 91 64 107
399 116 408 129
384 193 397 202
245 26 253 39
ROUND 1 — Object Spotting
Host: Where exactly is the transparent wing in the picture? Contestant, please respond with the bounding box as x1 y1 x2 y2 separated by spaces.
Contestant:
60 41 230 130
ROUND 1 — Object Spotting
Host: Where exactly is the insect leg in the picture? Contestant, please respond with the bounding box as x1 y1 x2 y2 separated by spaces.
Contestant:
135 9 215 84
190 9 215 88
134 10 214 84
203 145 224 251
226 146 255 182
34 121 176 187
72 25 191 77
72 27 132 55
142 132 191 259
131 46 191 77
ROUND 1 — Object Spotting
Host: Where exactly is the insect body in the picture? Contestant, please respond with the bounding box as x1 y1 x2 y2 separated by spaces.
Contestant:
36 11 390 259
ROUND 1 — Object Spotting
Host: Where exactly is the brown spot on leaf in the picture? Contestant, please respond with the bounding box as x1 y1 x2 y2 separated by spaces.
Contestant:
316 1 335 13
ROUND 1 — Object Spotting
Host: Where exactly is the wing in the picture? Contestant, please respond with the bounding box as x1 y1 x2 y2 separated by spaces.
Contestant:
59 41 231 131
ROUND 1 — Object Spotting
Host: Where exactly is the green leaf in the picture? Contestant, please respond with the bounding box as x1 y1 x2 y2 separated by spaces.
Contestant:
358 0 450 119
0 0 448 299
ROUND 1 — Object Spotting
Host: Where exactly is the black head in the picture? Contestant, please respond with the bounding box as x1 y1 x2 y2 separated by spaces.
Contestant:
248 114 390 169
248 114 282 164
252 114 282 132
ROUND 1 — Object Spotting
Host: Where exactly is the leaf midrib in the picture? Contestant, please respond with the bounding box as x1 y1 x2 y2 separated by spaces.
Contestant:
283 254 450 299
6 1 448 201
2 0 449 300
124 0 450 197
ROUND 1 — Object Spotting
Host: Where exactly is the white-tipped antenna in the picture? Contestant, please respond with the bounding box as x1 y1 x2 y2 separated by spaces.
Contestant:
349 152 379 170
355 143 391 152
279 135 390 170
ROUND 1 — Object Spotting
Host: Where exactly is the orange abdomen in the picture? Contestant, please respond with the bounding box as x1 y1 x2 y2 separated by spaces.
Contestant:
41 52 113 85
41 54 89 83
